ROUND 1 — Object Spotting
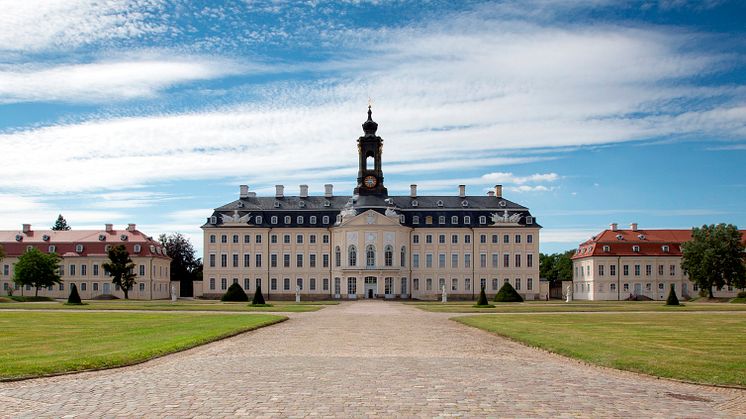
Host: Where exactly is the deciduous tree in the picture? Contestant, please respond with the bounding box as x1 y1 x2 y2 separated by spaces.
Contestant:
159 233 201 296
681 224 745 298
13 248 62 296
103 245 136 299
540 250 574 283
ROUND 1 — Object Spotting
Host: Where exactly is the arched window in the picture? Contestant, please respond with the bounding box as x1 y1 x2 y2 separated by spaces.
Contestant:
400 246 406 267
384 245 394 267
335 246 341 267
348 245 357 267
366 245 376 267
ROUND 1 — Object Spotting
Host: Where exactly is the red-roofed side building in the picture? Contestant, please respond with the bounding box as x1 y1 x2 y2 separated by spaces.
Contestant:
570 223 746 300
1 224 172 300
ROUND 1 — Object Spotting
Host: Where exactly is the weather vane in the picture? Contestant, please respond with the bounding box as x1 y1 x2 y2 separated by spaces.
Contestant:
368 97 374 109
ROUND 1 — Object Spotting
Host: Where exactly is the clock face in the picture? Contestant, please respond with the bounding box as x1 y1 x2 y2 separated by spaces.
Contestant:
364 175 377 188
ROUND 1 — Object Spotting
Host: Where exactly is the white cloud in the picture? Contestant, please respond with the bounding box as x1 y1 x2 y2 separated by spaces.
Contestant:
0 0 167 52
482 172 559 185
540 228 601 244
509 185 553 193
0 57 246 103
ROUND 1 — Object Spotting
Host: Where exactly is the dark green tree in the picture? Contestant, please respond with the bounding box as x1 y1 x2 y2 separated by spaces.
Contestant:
252 284 266 305
102 245 136 299
666 284 679 306
494 281 524 302
540 250 574 283
67 283 82 304
222 282 249 302
477 284 489 305
52 214 71 231
159 233 201 296
681 224 746 298
13 248 62 296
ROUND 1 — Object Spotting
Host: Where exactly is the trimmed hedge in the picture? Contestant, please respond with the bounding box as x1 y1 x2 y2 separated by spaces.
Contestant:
252 285 266 305
477 285 489 306
494 282 524 302
67 283 82 305
666 283 680 306
221 283 249 302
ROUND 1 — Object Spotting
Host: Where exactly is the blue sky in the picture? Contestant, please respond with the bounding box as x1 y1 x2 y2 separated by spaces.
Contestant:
1 0 745 256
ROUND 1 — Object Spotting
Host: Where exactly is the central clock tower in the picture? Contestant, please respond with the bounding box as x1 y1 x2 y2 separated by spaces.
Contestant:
355 106 388 196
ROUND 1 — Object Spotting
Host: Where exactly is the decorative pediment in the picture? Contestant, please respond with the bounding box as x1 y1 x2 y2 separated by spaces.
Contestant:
339 209 403 227
221 210 251 226
491 210 522 225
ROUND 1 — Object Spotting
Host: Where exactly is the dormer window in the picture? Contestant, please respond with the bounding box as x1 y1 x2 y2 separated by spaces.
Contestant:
324 200 331 207
662 245 669 253
134 244 142 253
75 244 84 253
105 245 112 252
461 200 469 207
637 234 646 240
42 234 50 241
48 245 56 253
299 201 306 208
526 216 534 225
436 200 444 207
632 245 640 253
499 200 506 207
237 201 244 208
274 201 281 208
411 200 418 207
616 234 623 240
27 245 33 252
150 245 156 253
120 234 128 241
603 245 610 252
15 234 22 242
209 216 217 225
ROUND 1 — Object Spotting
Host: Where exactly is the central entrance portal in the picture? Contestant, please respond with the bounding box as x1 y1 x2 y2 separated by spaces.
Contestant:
364 276 377 299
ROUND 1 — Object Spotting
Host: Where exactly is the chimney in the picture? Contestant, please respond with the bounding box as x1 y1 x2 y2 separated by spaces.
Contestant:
494 184 503 198
324 184 333 198
458 184 466 198
127 223 136 232
610 223 618 232
22 224 31 234
239 185 249 199
300 184 309 198
631 223 638 232
487 191 495 197
105 224 114 233
275 185 284 198
410 184 417 198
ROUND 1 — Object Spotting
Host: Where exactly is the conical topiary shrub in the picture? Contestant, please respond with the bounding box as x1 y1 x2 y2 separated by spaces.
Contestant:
666 283 680 306
252 284 266 305
221 282 248 302
494 281 524 302
477 285 489 306
67 283 82 305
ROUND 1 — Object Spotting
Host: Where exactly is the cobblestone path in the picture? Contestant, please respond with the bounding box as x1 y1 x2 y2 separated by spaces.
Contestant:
2 301 745 417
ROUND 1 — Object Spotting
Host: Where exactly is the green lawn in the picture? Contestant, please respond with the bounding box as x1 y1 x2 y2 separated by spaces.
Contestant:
0 311 285 380
0 299 334 312
456 312 746 386
409 300 746 313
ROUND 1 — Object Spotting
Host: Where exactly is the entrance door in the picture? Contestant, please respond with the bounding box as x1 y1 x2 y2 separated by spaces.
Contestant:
364 276 377 298
633 283 641 297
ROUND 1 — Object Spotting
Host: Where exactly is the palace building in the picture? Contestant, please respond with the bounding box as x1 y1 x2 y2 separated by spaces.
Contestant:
0 224 172 299
571 223 746 300
198 107 541 300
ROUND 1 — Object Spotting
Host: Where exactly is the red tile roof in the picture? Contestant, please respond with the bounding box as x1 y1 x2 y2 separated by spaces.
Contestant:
0 226 170 259
573 228 746 259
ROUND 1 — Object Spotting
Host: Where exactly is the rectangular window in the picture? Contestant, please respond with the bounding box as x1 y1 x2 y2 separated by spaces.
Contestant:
271 234 277 243
492 235 498 244
634 264 640 276
515 254 521 268
492 254 499 268
438 253 446 268
271 254 277 268
221 254 227 268
426 235 432 244
322 254 329 268
284 234 291 244
451 278 458 291
284 278 290 291
93 264 99 276
309 234 316 244
464 235 471 244
81 265 87 276
271 278 277 290
323 278 329 291
255 254 262 268
413 235 419 244
464 253 471 268
80 282 87 291
347 277 357 294
139 265 145 276
244 254 250 268
439 235 446 244
426 278 432 291
426 254 433 268
70 265 76 276
232 254 239 268
502 253 509 268
296 254 303 268
623 265 629 276
598 265 604 276
515 278 521 290
610 265 616 276
646 265 652 276
255 234 262 243
139 283 145 292
480 253 487 268
221 278 227 290
526 254 533 268
296 234 303 244
515 234 521 244
451 234 458 244
503 234 509 244
284 254 291 268
209 278 215 290
244 278 250 290
310 254 316 268
658 265 664 276
244 234 250 243
310 278 316 291
413 254 420 268
670 265 676 276
492 278 498 290
527 278 532 290
527 234 533 244
451 253 458 268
